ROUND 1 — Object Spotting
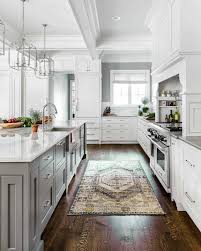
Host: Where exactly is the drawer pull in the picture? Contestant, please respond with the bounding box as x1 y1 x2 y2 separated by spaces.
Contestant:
44 200 51 208
185 159 195 168
42 156 52 161
44 173 52 179
87 133 95 136
185 192 195 203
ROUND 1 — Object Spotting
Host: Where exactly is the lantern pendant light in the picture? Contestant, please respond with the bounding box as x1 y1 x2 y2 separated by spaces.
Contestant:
0 20 5 56
8 0 38 71
36 24 54 78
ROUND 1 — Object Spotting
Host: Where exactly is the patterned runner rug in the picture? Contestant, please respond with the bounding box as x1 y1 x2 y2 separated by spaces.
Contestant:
68 160 165 215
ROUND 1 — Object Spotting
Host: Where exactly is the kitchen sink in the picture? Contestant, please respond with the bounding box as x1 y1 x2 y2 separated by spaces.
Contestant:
51 127 73 132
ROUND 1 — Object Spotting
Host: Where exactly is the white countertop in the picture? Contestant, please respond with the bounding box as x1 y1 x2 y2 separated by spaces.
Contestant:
53 120 86 129
0 120 86 163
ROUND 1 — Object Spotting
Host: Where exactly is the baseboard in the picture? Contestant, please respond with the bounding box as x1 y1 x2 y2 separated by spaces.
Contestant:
101 141 138 144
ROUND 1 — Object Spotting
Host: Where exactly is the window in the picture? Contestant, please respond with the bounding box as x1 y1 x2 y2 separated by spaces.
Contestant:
110 70 150 106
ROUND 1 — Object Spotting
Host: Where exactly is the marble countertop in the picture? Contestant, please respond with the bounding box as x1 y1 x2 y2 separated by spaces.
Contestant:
53 120 86 129
0 120 86 163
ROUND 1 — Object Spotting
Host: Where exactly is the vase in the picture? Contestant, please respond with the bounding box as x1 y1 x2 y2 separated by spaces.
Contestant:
32 124 39 133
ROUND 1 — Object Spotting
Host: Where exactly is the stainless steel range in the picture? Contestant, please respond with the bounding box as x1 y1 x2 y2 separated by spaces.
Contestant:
147 123 172 193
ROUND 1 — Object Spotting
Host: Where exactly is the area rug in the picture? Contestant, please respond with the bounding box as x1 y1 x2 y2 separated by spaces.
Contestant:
68 160 165 215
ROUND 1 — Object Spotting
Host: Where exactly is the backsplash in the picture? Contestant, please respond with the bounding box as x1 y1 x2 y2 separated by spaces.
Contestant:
102 102 138 117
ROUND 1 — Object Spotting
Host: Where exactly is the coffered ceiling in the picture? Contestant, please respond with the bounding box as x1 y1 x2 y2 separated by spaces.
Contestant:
0 0 80 36
96 0 152 41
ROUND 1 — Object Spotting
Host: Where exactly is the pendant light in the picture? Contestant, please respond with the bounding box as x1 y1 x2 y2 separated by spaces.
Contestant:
0 20 5 56
36 24 54 78
8 0 38 71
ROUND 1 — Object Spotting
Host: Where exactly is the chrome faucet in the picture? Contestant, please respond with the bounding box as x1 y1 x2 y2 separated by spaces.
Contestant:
42 102 58 131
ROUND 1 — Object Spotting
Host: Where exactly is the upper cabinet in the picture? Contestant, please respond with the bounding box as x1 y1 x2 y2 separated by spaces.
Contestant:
151 0 180 70
150 0 201 72
75 56 100 73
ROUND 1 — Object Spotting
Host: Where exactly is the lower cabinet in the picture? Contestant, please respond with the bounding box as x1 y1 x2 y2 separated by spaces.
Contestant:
30 165 39 250
0 125 86 251
55 161 66 205
101 117 137 143
0 175 23 251
182 143 201 231
39 177 54 233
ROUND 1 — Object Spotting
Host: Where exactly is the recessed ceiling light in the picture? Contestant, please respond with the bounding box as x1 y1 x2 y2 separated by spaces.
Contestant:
112 16 121 21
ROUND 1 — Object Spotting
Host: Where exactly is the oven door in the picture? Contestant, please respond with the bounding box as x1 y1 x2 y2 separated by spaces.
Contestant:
154 142 170 189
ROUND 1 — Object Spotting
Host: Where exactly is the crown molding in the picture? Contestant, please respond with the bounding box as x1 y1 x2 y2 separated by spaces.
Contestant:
26 35 86 50
68 0 100 59
97 37 152 52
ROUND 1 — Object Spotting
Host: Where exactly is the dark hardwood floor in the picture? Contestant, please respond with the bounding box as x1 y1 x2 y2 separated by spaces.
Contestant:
42 144 201 251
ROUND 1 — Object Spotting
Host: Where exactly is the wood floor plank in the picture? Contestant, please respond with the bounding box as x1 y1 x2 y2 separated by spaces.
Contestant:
42 144 201 251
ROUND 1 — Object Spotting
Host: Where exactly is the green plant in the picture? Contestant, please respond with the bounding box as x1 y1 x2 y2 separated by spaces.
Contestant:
142 107 149 113
17 117 32 127
29 109 41 125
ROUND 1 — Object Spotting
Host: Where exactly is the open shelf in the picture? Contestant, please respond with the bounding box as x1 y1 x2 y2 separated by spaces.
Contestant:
157 96 182 101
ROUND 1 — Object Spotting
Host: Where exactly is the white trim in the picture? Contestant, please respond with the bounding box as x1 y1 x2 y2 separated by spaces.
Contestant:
68 0 98 59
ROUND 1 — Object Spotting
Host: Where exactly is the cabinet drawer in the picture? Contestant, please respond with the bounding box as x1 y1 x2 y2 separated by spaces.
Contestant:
55 162 66 205
40 162 54 185
102 118 129 124
40 182 54 231
55 139 66 169
102 123 129 130
183 143 201 177
40 148 54 170
87 128 100 140
86 120 100 129
102 130 129 141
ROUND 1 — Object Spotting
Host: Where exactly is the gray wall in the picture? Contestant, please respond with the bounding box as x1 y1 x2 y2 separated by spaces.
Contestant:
102 62 152 102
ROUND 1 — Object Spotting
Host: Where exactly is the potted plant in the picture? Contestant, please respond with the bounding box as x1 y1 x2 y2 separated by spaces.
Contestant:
141 97 150 116
29 109 41 133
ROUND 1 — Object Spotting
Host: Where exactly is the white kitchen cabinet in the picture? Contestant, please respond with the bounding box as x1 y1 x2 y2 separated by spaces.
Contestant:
76 73 101 118
101 117 137 143
76 70 101 143
150 0 201 72
181 142 201 231
170 137 183 210
1 175 23 251
24 72 48 116
137 117 151 157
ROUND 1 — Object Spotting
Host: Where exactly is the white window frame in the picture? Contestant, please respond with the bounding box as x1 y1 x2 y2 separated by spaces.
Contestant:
110 70 150 107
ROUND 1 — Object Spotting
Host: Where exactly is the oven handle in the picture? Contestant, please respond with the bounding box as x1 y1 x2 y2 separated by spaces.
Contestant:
147 135 168 152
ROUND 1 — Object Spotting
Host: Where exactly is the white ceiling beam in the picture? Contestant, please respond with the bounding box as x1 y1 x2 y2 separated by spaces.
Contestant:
68 0 100 59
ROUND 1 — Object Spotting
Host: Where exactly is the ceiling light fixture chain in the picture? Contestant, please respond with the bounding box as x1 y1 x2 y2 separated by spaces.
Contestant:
0 19 5 56
8 0 38 71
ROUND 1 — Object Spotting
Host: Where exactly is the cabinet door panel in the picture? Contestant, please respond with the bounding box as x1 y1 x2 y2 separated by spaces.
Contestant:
30 168 39 250
1 176 23 251
77 74 100 117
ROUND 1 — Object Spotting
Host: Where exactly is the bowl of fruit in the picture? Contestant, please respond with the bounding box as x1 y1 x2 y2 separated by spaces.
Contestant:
0 118 24 129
